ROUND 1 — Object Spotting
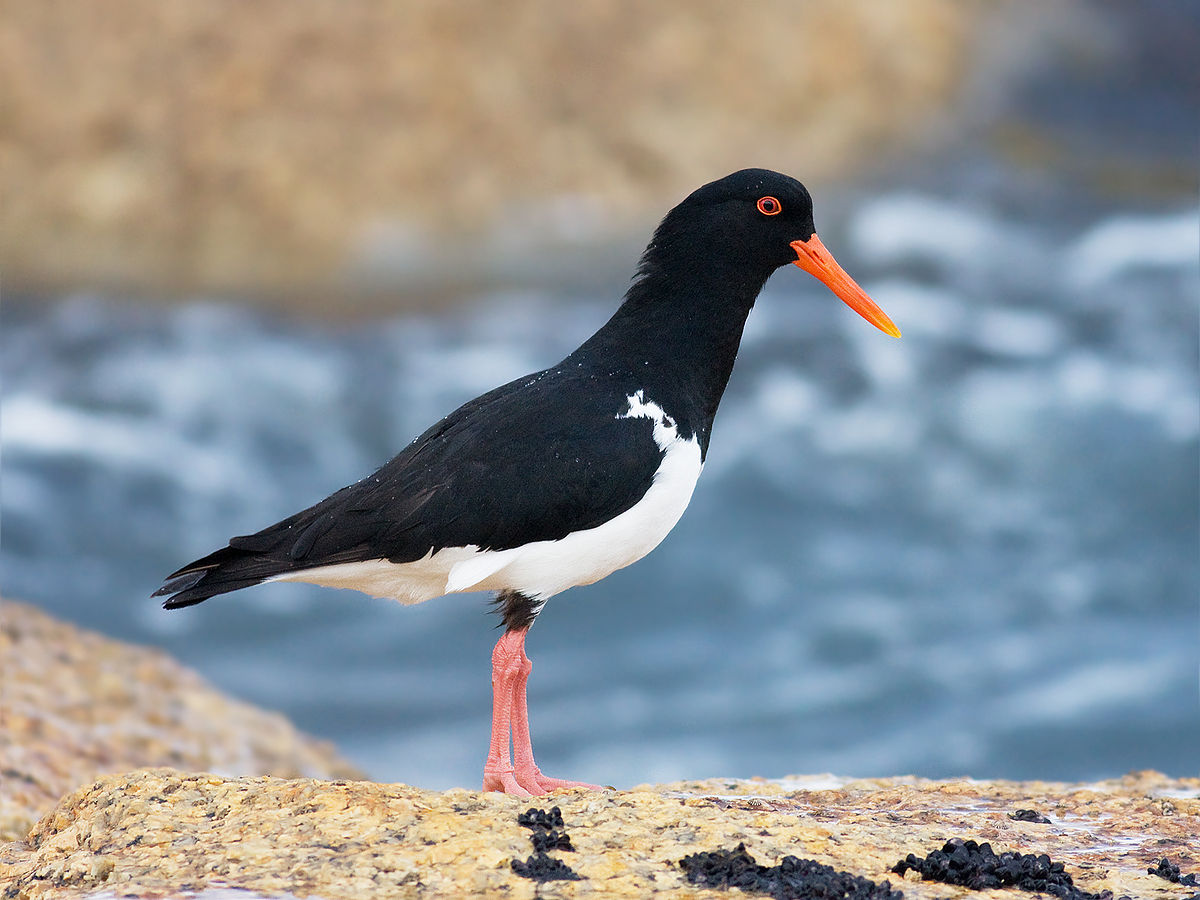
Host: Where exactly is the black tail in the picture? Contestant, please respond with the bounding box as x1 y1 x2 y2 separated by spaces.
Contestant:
153 476 405 609
152 543 298 609
152 483 380 609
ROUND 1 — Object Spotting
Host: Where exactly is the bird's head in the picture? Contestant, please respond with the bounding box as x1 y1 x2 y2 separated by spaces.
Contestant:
658 168 900 338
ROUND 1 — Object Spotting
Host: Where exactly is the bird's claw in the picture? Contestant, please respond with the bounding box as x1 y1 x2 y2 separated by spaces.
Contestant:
483 764 601 796
523 769 603 793
482 766 533 797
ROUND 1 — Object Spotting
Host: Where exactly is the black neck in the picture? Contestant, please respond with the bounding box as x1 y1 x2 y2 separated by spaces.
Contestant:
571 252 772 455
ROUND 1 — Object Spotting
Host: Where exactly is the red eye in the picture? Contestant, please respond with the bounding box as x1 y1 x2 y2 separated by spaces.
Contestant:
757 196 782 216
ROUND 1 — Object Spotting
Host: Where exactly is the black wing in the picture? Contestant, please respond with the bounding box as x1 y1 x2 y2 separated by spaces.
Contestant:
154 366 664 608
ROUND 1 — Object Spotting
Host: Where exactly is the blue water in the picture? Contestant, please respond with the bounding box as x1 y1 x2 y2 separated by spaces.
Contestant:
4 179 1197 788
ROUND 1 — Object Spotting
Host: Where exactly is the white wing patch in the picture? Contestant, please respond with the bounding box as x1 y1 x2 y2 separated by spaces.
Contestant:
275 391 703 605
618 389 678 450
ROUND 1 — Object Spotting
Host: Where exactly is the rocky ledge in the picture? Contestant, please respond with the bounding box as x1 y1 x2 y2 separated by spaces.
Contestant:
2 769 1197 899
2 602 1196 899
0 600 361 843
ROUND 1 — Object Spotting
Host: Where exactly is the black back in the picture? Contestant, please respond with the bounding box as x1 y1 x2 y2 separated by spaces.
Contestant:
155 169 823 608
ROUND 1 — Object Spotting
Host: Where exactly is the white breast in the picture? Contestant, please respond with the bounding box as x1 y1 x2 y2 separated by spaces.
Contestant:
275 391 703 604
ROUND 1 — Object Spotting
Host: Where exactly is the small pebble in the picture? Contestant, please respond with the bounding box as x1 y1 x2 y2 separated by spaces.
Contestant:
1148 857 1199 887
1010 808 1052 824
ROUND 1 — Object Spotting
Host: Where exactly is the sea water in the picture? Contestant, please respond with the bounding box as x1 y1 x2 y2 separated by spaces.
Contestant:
3 188 1196 788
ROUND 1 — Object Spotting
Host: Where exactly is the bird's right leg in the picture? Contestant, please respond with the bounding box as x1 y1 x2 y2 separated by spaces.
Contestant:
481 624 601 795
482 627 533 795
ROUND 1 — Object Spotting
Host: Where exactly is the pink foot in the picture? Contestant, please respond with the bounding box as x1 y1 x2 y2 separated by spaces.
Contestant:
518 768 603 794
482 764 533 797
482 629 606 796
485 761 601 797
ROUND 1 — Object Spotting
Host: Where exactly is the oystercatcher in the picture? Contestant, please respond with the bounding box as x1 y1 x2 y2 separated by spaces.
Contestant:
154 169 900 796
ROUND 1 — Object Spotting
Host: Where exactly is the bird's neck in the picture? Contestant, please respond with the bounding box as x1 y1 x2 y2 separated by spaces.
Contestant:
573 259 770 454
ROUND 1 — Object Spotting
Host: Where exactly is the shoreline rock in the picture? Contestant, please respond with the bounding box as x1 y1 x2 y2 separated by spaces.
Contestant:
0 600 362 843
2 1 1009 302
3 602 1196 897
2 769 1196 899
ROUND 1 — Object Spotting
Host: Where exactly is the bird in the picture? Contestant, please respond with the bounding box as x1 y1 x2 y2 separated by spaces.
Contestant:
153 168 900 797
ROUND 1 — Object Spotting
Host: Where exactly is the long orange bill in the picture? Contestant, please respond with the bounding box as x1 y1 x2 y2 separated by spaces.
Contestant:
790 234 901 338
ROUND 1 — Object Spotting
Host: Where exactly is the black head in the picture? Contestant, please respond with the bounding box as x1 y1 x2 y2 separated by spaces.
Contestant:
637 168 900 337
645 169 816 275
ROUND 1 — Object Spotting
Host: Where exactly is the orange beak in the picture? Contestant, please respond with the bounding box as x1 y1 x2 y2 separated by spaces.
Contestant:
790 234 901 338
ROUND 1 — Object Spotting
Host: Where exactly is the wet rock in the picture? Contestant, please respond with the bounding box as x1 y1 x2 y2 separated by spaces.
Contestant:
1011 808 1053 824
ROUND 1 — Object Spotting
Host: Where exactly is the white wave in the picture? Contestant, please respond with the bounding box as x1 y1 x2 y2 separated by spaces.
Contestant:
1052 352 1200 440
2 394 255 494
811 402 923 456
994 656 1184 723
849 193 1010 267
970 307 1065 358
955 369 1053 451
1065 209 1199 289
865 280 969 339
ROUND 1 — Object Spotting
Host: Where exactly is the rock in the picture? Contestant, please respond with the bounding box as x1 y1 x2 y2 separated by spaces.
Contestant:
3 601 1196 897
0 600 361 843
2 770 1197 899
1 0 1001 302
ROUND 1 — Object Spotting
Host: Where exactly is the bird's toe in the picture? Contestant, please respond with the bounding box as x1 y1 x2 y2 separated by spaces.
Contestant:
483 768 535 797
524 768 603 794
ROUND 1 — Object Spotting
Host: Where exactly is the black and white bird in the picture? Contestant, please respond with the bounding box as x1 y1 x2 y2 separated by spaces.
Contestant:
154 169 900 797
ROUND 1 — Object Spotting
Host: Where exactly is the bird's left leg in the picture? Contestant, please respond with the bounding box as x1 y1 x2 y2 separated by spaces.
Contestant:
507 631 603 794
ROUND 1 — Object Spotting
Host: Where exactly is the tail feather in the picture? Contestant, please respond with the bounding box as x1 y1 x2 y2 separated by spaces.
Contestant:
154 483 398 609
153 543 298 609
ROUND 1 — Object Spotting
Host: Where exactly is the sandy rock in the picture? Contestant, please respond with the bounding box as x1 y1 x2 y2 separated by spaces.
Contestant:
2 769 1197 899
1 601 1195 897
1 0 995 301
0 600 362 843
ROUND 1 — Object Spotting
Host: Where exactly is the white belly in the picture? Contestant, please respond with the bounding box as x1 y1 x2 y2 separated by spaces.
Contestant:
273 391 703 604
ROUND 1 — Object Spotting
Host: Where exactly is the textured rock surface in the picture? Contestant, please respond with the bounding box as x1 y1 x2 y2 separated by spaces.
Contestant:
2 769 1196 899
1 0 993 299
0 600 361 843
3 603 1196 896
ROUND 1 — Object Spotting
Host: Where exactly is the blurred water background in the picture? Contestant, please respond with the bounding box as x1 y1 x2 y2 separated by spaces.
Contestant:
3 1 1197 787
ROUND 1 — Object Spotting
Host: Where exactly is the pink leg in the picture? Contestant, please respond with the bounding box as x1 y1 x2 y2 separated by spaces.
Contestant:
509 635 603 794
481 629 603 796
482 629 533 795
